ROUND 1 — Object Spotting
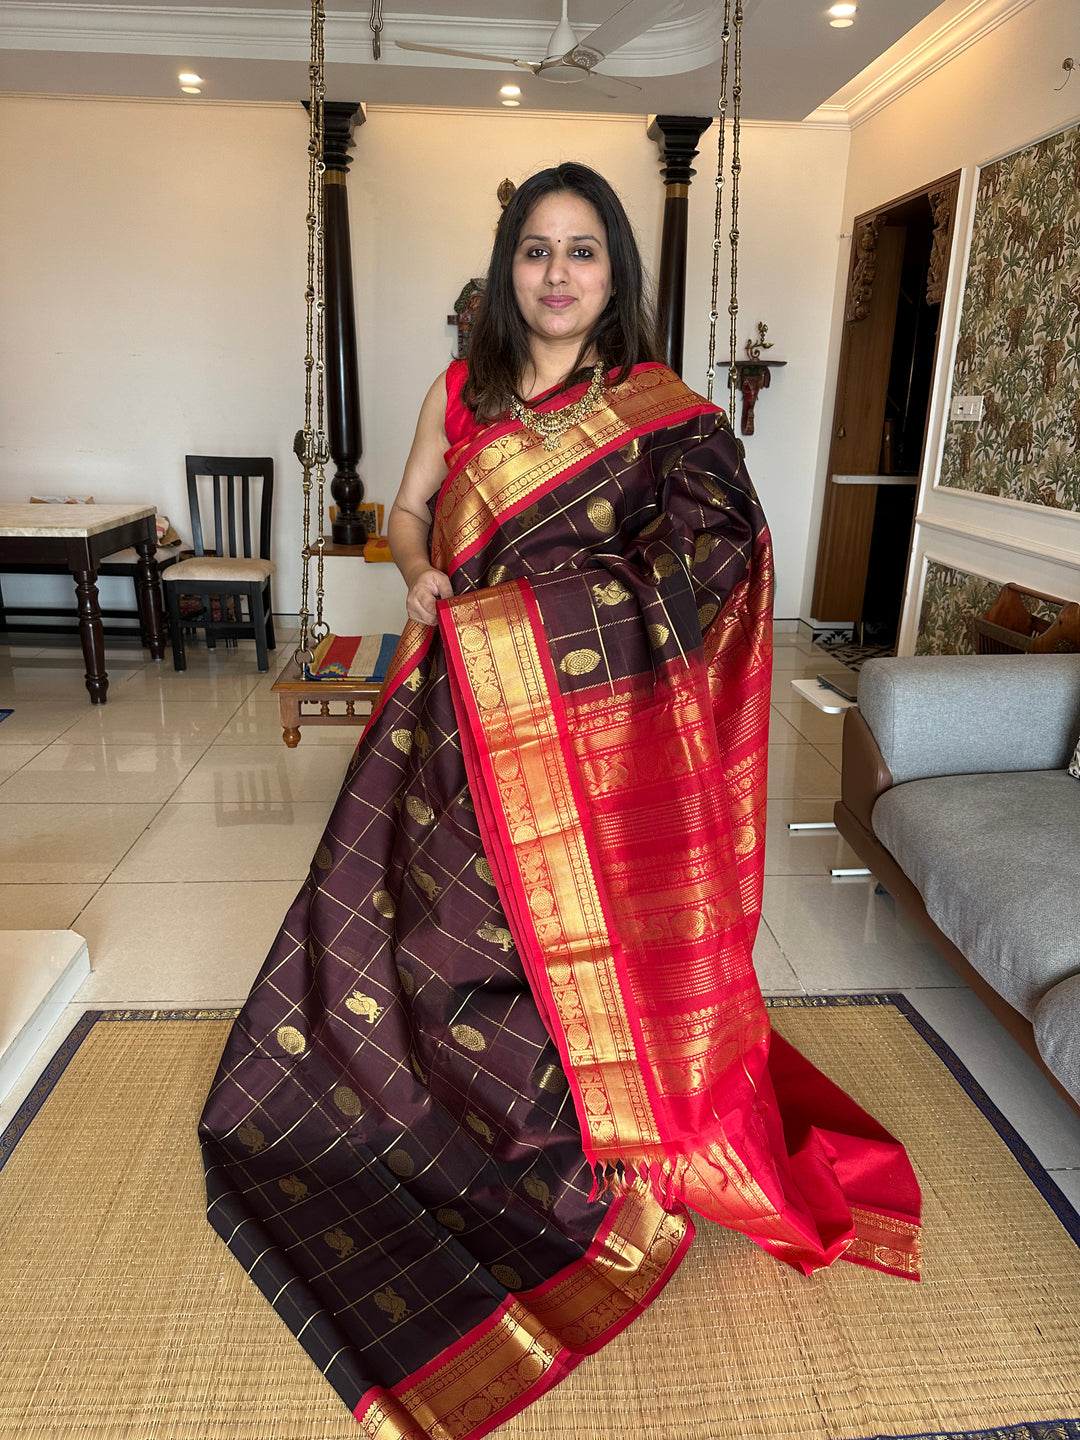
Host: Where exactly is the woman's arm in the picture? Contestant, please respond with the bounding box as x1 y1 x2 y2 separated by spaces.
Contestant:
388 372 455 626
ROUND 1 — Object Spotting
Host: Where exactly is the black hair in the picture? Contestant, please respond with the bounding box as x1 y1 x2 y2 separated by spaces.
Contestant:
462 162 660 420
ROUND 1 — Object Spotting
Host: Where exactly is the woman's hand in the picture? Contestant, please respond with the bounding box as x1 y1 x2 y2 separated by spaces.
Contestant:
406 567 453 626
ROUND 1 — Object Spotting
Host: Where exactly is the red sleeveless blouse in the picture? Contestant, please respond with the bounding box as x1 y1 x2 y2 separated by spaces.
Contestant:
444 360 483 453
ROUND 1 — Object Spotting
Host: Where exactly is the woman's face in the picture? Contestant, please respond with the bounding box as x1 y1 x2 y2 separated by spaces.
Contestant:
512 191 613 352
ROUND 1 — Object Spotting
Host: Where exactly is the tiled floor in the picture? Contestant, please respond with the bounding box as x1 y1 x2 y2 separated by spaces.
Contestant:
1 623 1078 1217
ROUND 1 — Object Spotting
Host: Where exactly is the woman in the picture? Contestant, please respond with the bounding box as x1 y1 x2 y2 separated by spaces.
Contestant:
200 164 920 1440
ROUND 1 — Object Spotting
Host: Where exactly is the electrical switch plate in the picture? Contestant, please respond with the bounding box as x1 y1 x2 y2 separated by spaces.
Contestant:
950 394 984 421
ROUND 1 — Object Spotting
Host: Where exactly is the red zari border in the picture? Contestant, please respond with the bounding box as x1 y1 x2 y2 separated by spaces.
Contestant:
354 1189 692 1440
439 581 663 1160
438 576 922 1285
431 364 714 578
366 365 712 733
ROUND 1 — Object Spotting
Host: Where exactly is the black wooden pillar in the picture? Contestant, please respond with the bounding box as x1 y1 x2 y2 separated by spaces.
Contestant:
322 102 366 545
647 115 713 377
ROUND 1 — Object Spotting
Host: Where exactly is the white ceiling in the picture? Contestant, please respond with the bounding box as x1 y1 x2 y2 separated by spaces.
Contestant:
1 1 960 121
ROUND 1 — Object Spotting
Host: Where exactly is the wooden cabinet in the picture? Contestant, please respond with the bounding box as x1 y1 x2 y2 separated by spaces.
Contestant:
810 175 959 638
811 226 905 623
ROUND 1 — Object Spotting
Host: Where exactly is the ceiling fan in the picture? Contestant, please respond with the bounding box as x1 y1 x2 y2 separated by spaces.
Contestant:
395 0 684 93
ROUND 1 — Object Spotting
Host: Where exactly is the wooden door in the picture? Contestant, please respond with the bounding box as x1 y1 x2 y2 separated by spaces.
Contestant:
810 225 905 622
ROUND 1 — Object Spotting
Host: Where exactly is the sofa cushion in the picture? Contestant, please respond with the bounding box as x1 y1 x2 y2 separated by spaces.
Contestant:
1033 974 1080 1102
872 770 1080 1019
858 654 1080 784
1070 729 1080 781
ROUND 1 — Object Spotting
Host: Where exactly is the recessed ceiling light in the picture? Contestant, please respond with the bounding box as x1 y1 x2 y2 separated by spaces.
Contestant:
502 99 521 107
829 17 854 25
178 72 203 84
500 84 521 97
828 3 856 13
181 85 202 94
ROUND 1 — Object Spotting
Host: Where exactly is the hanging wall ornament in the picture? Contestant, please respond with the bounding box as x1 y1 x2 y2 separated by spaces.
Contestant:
448 279 486 359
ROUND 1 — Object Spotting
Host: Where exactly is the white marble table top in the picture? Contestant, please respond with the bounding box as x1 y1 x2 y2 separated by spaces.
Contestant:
0 502 155 539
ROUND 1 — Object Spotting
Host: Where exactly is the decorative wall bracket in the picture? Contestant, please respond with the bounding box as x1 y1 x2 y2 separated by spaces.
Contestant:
721 324 786 435
926 180 958 306
846 214 886 323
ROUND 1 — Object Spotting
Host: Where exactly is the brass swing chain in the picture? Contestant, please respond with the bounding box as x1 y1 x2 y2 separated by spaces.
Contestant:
727 1 744 423
369 0 385 61
295 0 329 664
705 0 743 425
705 0 731 406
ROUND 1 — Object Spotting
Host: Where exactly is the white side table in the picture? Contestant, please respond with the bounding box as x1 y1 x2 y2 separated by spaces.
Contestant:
787 670 869 877
790 675 857 713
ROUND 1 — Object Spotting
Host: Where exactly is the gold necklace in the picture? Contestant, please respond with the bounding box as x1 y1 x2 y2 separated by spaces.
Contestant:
509 361 607 451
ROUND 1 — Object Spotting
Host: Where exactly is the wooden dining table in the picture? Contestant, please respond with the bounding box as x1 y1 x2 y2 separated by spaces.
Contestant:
0 503 164 703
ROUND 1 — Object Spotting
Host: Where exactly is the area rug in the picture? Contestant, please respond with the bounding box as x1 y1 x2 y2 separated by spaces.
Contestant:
1 997 1078 1440
815 640 895 672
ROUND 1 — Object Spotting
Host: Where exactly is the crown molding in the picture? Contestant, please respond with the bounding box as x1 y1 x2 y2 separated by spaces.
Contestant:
746 115 851 133
0 96 858 131
0 91 645 120
804 0 1039 129
0 3 726 75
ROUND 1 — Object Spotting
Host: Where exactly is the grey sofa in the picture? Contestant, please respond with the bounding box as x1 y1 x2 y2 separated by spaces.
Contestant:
834 653 1080 1111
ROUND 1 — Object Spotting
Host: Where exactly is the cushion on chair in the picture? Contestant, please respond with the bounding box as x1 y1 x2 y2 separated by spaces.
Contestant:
1069 728 1080 780
163 557 275 583
305 632 400 681
99 545 182 568
1033 973 1080 1101
872 770 1080 1018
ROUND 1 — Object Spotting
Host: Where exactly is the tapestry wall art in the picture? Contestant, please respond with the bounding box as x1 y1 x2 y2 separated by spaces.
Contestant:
939 120 1080 510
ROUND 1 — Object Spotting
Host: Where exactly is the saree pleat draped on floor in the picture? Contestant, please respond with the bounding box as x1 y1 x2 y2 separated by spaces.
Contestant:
200 363 921 1440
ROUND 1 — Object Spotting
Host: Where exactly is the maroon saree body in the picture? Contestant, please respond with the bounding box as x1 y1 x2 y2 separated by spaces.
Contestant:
200 363 920 1440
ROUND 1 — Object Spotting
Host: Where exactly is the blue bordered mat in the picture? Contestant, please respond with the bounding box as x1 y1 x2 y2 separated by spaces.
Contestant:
768 992 1080 1248
3 996 1078 1247
1 995 1077 1440
0 1006 239 1172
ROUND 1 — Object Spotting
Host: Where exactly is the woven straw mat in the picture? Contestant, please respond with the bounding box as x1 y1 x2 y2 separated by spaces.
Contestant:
0 1002 1078 1439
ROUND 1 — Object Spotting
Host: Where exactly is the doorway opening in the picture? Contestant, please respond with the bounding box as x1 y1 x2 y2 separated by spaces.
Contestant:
810 173 961 648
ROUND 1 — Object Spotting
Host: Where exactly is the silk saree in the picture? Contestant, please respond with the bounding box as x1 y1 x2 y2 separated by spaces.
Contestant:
200 362 920 1440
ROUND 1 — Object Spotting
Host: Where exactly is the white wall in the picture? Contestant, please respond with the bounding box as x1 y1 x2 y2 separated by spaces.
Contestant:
807 0 1080 645
0 95 850 624
682 120 850 620
0 95 310 619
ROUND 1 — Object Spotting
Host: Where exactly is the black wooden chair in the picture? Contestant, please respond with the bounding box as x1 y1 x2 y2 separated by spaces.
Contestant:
163 456 276 672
